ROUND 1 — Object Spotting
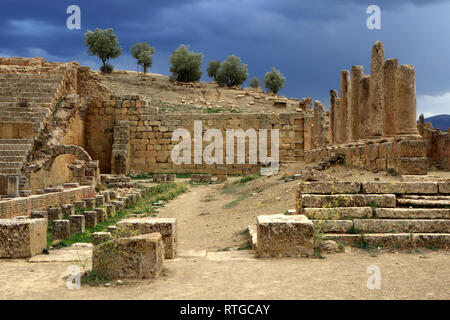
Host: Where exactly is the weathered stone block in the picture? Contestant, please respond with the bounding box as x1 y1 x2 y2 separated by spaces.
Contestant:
439 181 450 194
304 207 373 219
31 211 48 220
376 208 450 219
362 182 438 194
412 234 450 249
95 195 105 206
47 207 62 222
256 214 313 258
396 157 428 175
117 218 177 259
61 204 75 218
69 215 85 234
312 220 353 233
92 232 112 246
95 208 107 222
83 211 97 228
105 204 116 217
354 219 450 233
0 218 47 258
52 220 71 240
92 233 164 279
397 139 427 157
84 198 96 209
297 181 361 194
301 194 396 208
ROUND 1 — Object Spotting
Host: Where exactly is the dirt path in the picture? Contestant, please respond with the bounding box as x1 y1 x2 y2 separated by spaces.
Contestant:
156 182 250 251
0 250 449 299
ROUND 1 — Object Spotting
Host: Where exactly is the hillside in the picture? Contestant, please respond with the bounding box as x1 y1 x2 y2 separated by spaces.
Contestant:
425 114 450 131
100 70 302 114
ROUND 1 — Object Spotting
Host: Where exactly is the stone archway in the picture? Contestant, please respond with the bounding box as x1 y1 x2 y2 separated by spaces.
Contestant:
44 145 92 170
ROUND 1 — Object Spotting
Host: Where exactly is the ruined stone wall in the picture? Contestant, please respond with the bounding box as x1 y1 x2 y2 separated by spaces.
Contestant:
86 95 304 174
0 186 94 218
29 111 87 189
305 41 427 175
419 115 450 170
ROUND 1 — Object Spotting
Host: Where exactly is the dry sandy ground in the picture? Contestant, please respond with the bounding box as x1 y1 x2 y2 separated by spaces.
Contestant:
0 163 449 300
100 71 301 114
0 250 448 299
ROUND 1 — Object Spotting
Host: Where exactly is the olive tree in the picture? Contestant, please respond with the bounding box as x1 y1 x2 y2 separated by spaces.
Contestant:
249 77 261 89
215 55 248 87
84 28 122 73
207 60 221 81
169 45 203 82
264 67 285 93
131 42 155 74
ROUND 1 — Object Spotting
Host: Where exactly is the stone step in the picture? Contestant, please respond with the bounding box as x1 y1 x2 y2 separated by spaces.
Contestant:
313 220 353 233
397 198 450 208
0 144 32 151
0 168 22 174
361 182 438 195
301 194 396 208
0 156 26 162
297 181 361 194
305 207 373 219
323 233 450 249
376 208 450 219
0 162 23 169
0 139 34 145
353 219 450 233
0 150 29 157
399 195 450 201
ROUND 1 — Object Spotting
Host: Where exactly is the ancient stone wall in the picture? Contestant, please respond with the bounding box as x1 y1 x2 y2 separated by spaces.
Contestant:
86 95 304 174
305 41 427 175
0 186 94 218
419 115 450 170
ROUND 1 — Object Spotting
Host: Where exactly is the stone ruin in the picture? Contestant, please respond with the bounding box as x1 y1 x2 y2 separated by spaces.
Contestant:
303 41 429 175
0 42 448 271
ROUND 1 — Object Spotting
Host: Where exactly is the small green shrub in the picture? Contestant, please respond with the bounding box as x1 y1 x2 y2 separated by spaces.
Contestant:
169 45 203 82
207 60 221 81
264 66 285 93
249 77 261 89
215 55 248 87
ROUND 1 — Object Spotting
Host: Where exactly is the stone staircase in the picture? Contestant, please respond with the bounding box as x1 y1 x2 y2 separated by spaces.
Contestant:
296 181 450 249
0 73 65 184
0 139 34 175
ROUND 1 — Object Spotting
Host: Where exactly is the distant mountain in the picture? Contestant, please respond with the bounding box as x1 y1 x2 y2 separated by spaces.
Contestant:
424 114 450 131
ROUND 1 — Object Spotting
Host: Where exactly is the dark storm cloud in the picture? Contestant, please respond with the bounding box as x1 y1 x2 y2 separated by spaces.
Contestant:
0 0 449 116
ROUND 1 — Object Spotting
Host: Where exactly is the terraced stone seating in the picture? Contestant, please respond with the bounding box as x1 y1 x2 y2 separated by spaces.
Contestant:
296 181 450 249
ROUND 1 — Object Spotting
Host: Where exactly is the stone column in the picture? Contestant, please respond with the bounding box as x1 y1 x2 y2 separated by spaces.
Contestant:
329 90 338 144
7 175 19 198
397 64 419 135
358 75 372 139
339 70 351 143
313 101 321 147
369 41 385 137
301 98 313 150
334 98 341 143
383 58 399 136
350 66 364 141
418 113 425 135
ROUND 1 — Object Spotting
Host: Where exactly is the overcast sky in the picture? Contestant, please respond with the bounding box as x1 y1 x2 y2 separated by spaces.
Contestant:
1 0 449 117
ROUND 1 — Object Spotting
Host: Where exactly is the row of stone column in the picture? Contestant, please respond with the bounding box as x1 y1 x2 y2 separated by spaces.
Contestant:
301 98 329 150
329 41 419 145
